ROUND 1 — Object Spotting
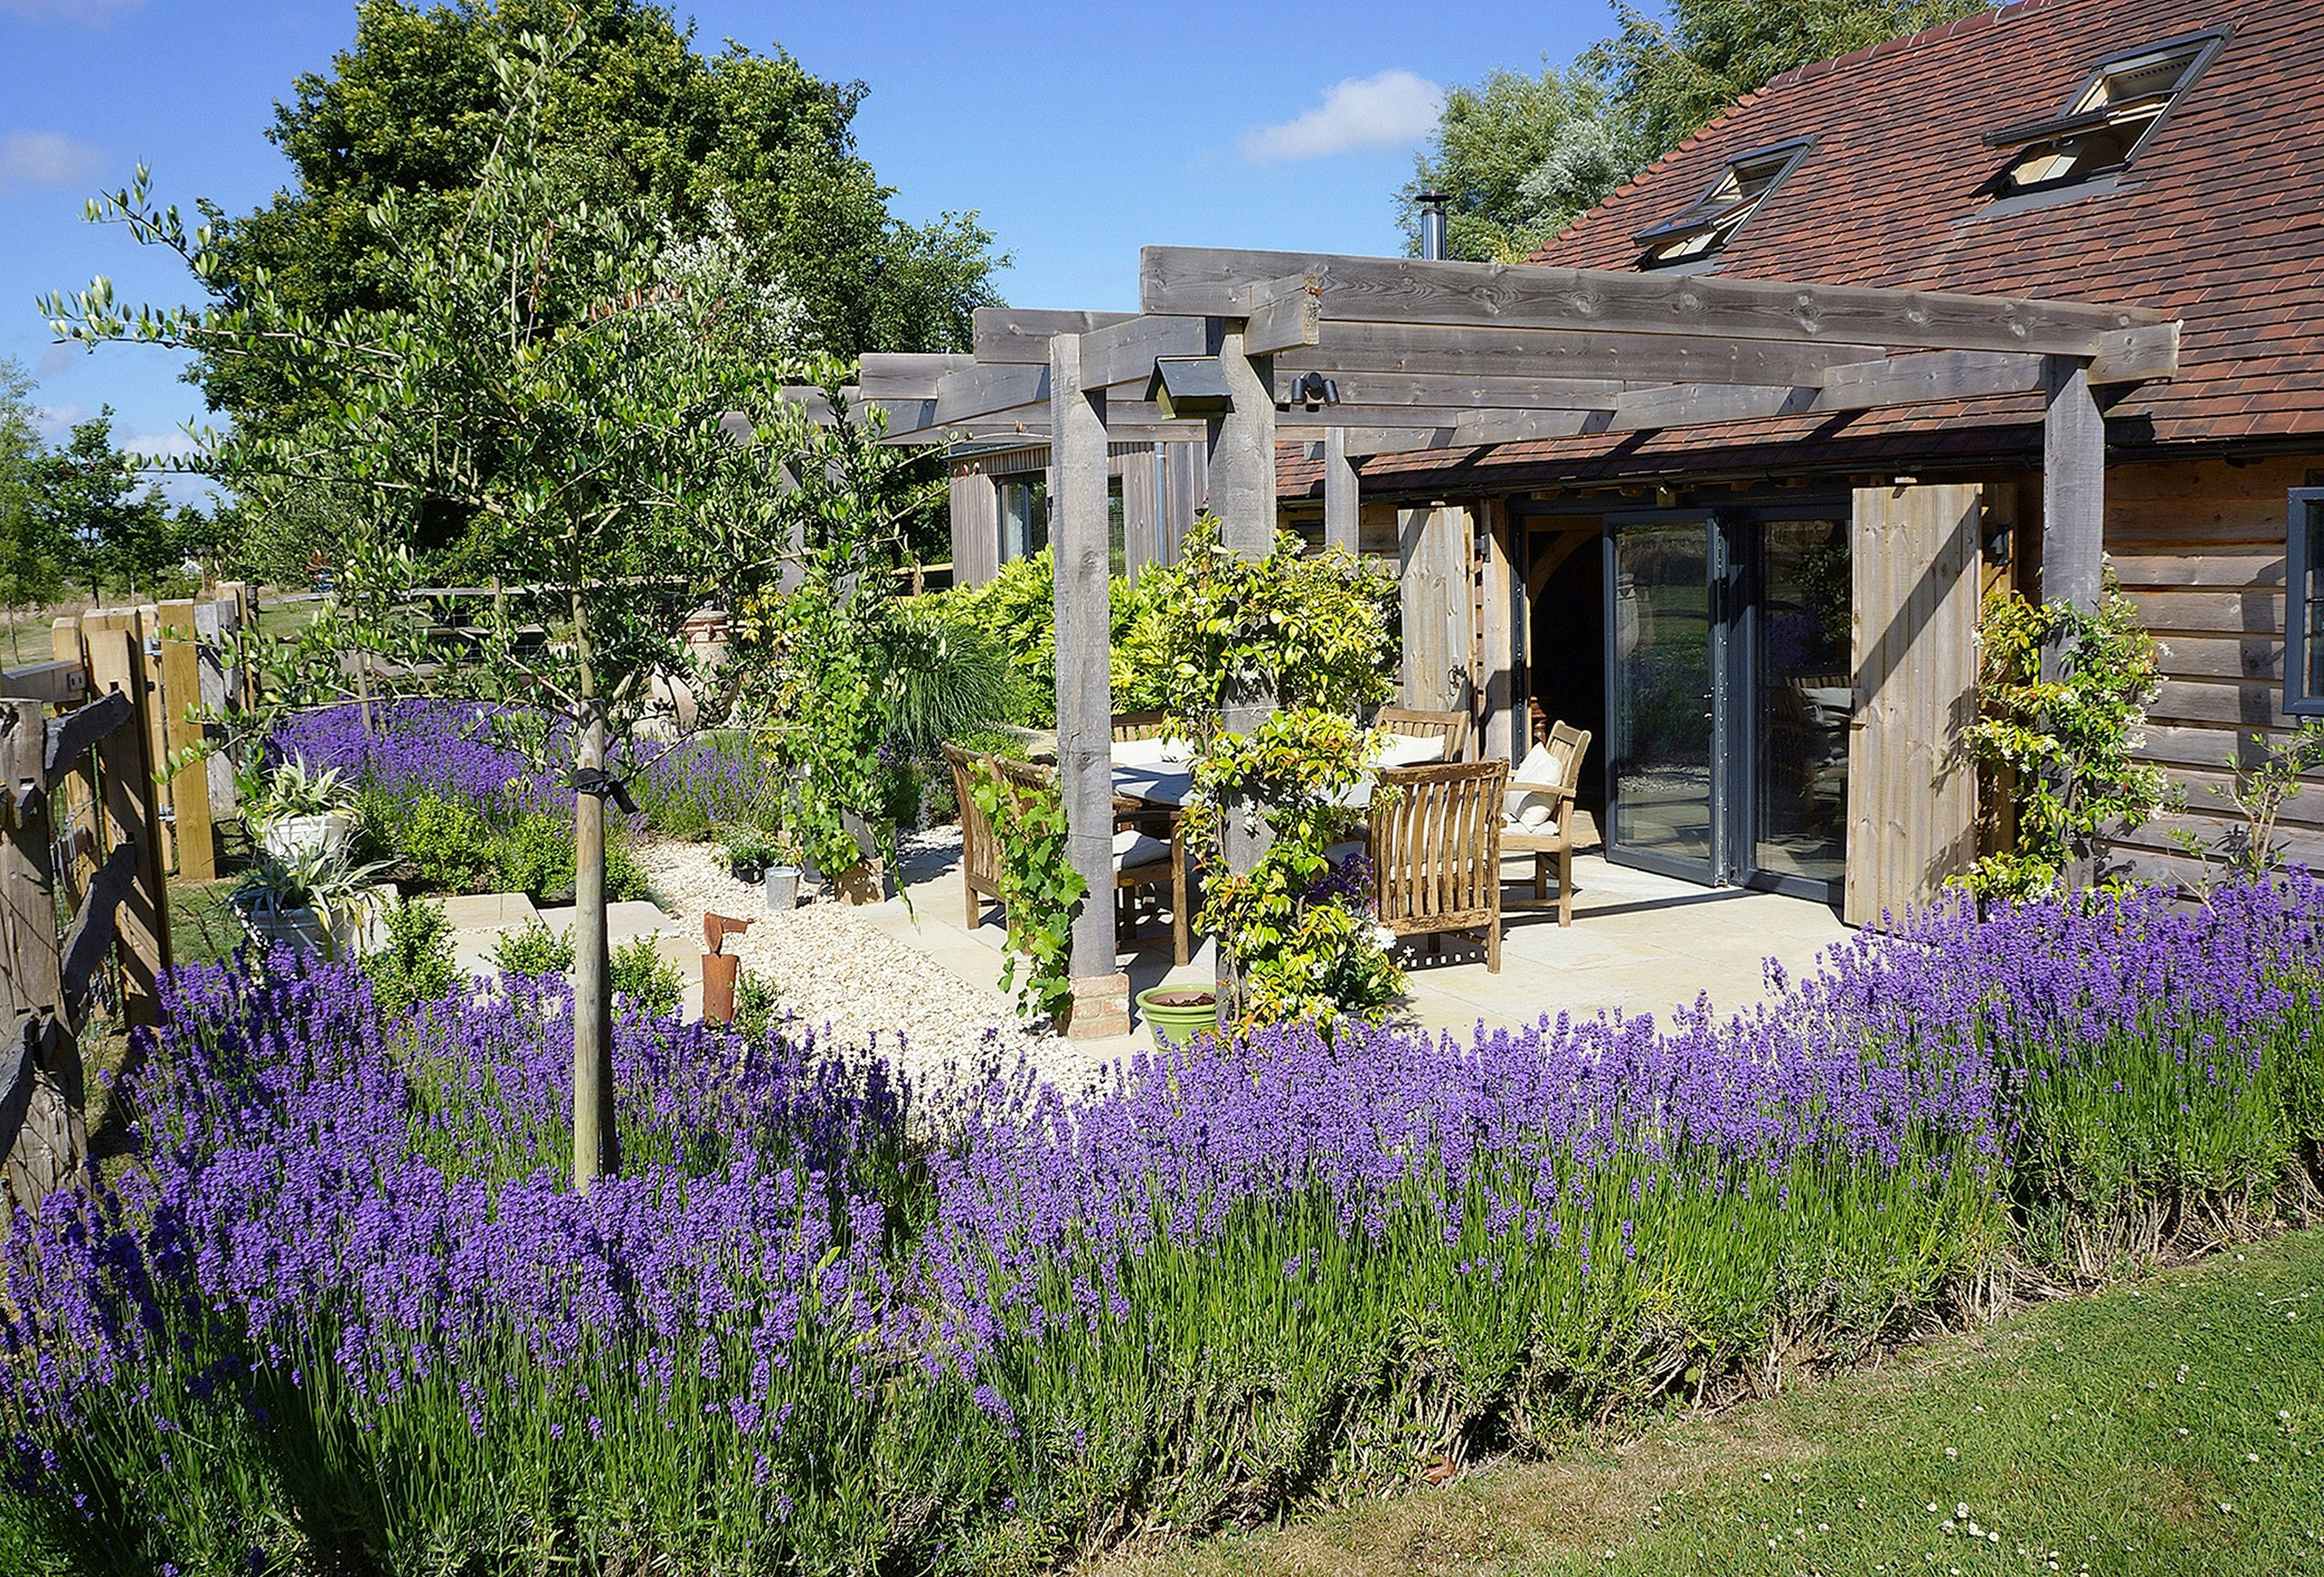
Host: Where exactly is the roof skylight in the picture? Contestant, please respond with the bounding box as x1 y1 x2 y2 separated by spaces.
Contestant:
1632 140 1813 270
1984 30 2227 195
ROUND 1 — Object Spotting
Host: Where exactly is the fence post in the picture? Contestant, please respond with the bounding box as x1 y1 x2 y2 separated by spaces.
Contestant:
50 617 102 901
0 699 88 1223
157 600 216 880
84 625 169 1025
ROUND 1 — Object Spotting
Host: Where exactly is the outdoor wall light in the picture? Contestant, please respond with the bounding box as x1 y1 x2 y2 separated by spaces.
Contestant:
1146 356 1233 419
1282 371 1340 408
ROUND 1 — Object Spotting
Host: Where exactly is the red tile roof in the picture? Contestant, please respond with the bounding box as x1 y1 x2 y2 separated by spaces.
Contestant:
1296 0 2324 499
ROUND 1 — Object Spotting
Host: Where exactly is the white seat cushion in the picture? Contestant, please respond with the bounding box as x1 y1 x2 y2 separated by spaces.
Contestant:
1112 828 1173 870
1372 732 1448 769
1505 742 1569 821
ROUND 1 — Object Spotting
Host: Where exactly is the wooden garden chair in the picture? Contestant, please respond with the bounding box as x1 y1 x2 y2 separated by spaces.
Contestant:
994 757 1192 967
1501 721 1592 928
1375 706 1471 762
1111 711 1172 741
1369 758 1508 972
942 743 1006 929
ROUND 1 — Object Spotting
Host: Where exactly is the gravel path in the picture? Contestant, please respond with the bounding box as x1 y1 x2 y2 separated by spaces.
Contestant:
629 835 1108 1095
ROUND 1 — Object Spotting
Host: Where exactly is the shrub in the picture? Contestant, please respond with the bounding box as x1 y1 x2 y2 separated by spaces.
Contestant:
734 966 780 1042
394 791 500 893
363 896 461 1020
717 825 783 875
488 919 574 976
609 936 685 1018
605 838 652 903
495 810 576 900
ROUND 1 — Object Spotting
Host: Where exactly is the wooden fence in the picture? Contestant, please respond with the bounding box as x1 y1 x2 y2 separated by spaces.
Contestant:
0 583 258 1224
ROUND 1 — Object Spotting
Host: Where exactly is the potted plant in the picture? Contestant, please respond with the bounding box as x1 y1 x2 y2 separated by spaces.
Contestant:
231 845 393 962
717 825 781 886
1137 984 1221 1046
253 757 358 864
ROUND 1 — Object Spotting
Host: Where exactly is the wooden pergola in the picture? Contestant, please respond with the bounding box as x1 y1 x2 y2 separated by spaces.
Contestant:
816 246 2179 1036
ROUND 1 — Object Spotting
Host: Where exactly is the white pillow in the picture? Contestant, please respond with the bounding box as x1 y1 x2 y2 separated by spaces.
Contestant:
1373 732 1448 768
1505 742 1565 818
1506 795 1559 829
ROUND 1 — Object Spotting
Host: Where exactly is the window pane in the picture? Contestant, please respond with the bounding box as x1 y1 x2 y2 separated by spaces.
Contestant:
2308 504 2324 700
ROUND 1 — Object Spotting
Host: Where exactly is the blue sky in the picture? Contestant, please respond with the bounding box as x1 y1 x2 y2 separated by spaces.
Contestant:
0 0 1616 499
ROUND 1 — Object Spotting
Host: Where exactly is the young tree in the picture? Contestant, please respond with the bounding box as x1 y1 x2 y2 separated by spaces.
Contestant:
0 359 71 660
44 25 798 1191
33 408 172 601
192 0 1002 445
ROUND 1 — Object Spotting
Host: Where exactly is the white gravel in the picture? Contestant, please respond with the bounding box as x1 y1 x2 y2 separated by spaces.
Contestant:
628 834 1109 1097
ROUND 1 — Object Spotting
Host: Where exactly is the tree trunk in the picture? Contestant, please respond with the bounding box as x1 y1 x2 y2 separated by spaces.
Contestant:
570 595 617 1188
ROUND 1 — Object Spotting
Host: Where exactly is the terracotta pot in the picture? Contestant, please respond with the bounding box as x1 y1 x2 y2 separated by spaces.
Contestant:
832 862 884 906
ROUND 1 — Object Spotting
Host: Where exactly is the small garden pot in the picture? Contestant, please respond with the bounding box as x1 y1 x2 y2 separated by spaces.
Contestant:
831 861 884 907
730 861 765 886
260 812 352 865
1137 985 1220 1046
764 866 801 911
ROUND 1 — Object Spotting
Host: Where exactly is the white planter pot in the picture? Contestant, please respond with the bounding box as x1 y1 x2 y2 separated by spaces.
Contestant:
232 885 389 961
261 811 352 865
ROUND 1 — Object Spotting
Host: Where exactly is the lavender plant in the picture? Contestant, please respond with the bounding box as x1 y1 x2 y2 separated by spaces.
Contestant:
2 880 2319 1572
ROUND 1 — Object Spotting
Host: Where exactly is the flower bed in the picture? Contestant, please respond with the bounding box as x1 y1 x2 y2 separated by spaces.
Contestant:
4 884 2321 1572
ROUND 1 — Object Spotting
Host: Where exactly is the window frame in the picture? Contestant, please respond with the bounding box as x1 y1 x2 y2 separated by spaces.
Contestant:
2286 488 2324 717
1631 138 1816 272
1981 28 2231 197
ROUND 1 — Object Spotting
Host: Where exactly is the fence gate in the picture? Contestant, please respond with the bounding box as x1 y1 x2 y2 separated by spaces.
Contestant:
0 634 169 1227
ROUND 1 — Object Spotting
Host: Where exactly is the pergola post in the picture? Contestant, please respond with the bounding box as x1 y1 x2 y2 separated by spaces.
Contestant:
2041 356 2106 616
1049 331 1130 1038
1323 425 1359 554
1209 325 1280 883
2041 353 2107 890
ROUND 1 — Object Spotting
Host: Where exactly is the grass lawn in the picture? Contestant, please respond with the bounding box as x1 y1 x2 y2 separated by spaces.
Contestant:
1091 1230 2324 1577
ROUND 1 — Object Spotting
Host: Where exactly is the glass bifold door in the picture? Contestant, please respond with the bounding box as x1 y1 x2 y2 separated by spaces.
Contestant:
1604 512 1851 902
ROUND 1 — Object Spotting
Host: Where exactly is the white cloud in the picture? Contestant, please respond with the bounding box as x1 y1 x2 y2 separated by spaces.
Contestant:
0 130 102 190
120 428 205 467
33 402 85 444
1240 70 1444 163
0 0 143 24
34 343 76 379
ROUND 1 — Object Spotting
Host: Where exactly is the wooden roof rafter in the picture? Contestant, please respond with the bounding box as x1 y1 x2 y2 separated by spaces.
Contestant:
822 244 2179 453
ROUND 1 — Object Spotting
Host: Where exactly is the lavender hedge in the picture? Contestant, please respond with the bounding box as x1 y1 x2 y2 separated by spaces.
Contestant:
269 699 781 834
4 882 2321 1573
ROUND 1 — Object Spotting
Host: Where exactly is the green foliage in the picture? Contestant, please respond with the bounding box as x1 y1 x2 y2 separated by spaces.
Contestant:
1592 0 1992 160
187 0 1000 448
2171 722 2324 892
1960 582 2173 902
881 602 1011 755
495 812 577 901
364 896 461 1021
608 936 685 1018
489 919 575 977
922 549 1183 727
968 761 1086 1023
1184 711 1403 1029
716 825 783 874
732 967 780 1043
1118 516 1399 748
605 839 651 905
29 407 184 602
1401 63 1634 261
0 359 71 654
253 757 354 823
392 793 501 894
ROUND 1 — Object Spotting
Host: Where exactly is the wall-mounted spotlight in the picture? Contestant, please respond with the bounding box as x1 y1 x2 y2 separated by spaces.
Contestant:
1282 371 1340 408
1146 356 1233 419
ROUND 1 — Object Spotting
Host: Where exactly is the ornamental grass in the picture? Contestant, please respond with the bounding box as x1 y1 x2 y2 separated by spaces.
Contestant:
4 881 2322 1573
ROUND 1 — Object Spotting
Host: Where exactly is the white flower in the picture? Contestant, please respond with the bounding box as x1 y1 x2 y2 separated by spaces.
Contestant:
1372 924 1396 950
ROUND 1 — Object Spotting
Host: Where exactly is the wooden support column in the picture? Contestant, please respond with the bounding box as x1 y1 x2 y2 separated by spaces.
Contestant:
2041 355 2106 889
1476 499 1517 764
1323 426 1360 554
82 624 167 1025
157 601 215 881
1208 324 1279 887
1050 332 1129 1039
2041 357 2106 617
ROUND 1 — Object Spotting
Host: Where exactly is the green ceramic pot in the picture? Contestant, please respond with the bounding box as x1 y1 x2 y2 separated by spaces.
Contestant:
1137 984 1220 1046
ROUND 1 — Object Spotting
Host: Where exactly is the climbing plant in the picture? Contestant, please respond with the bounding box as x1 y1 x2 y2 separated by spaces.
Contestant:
968 762 1086 1023
1958 578 2173 902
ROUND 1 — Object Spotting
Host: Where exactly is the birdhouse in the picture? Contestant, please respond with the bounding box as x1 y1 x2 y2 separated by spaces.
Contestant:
1145 356 1233 419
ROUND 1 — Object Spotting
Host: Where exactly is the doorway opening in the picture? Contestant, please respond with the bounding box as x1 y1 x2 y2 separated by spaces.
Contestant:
1523 525 1606 822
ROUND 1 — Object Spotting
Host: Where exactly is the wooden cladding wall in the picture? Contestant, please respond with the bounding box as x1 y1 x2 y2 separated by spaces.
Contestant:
2102 453 2324 887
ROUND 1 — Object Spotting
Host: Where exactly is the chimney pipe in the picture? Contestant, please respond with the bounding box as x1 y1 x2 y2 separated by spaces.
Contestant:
1416 191 1449 261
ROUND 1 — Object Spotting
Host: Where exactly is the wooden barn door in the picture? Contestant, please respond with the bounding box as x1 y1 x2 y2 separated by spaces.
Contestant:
1400 505 1475 719
1845 484 1982 926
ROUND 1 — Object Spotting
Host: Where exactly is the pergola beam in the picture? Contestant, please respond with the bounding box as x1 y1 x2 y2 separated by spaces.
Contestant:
1281 320 1886 388
1141 246 2170 359
1282 370 1627 412
974 308 1134 363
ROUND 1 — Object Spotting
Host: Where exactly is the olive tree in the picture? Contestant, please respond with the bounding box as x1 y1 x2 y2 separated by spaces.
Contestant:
42 26 798 1188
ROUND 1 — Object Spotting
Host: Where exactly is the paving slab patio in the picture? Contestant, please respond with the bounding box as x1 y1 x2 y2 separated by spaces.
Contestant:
854 836 1854 1062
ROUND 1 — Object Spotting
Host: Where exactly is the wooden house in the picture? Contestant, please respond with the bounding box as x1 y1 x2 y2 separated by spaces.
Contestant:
1256 0 2320 916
